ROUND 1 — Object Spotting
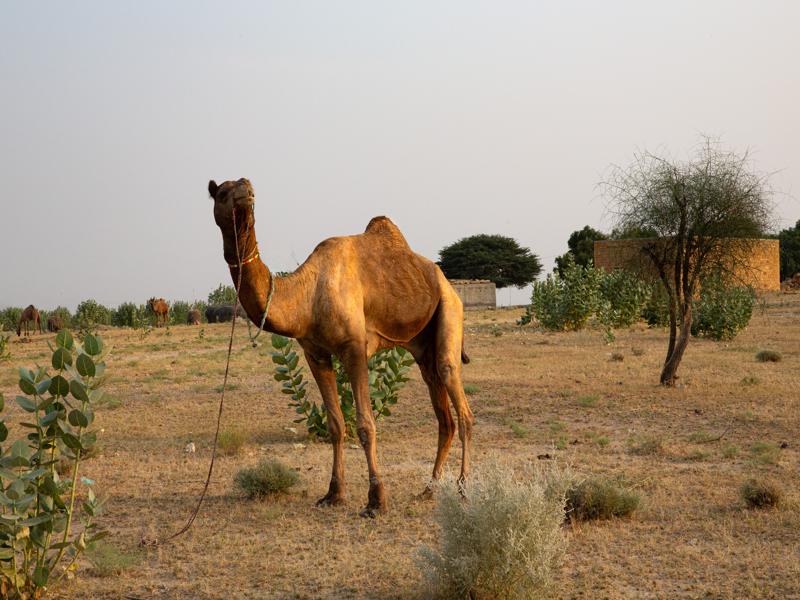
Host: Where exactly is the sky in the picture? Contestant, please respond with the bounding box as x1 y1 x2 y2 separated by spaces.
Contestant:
1 1 798 309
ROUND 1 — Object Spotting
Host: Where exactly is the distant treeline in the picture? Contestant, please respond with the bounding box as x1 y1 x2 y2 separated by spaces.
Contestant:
0 284 242 331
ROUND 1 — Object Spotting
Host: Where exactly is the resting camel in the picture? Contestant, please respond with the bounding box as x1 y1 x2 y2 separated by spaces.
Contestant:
208 178 473 517
47 314 64 333
187 308 202 325
17 305 42 336
148 298 169 327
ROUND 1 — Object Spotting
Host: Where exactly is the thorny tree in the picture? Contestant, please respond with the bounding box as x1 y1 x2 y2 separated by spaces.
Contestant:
604 139 774 386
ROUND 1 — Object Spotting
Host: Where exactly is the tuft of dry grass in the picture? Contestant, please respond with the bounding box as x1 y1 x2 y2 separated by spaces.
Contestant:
217 429 247 456
86 541 142 577
234 458 299 499
627 435 664 456
740 478 782 509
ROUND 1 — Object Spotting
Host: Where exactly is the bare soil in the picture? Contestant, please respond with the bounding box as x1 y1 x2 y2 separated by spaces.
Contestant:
1 293 798 599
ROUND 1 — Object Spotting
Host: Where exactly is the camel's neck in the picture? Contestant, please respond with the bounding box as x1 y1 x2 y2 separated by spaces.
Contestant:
224 225 312 339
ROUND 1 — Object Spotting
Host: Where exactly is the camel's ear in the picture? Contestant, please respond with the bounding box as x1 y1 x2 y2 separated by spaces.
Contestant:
208 180 219 199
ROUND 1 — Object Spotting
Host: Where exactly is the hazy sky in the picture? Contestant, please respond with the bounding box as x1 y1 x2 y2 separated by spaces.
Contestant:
2 1 798 309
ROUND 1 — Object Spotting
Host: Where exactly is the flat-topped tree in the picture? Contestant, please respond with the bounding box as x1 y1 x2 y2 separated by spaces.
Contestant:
207 178 474 517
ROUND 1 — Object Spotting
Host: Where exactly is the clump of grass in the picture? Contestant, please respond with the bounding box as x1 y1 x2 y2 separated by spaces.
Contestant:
755 350 782 363
462 383 480 396
586 432 610 448
687 431 716 443
721 444 740 459
214 382 240 393
610 352 624 362
554 435 568 450
548 421 566 434
686 449 710 461
740 478 782 509
740 375 760 386
627 435 664 456
218 429 247 456
418 463 567 600
86 540 142 577
565 478 640 521
631 347 645 357
508 420 529 438
577 395 599 408
234 459 299 499
749 441 780 465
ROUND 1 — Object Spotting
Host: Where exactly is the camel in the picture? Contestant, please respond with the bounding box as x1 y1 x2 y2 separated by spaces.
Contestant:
148 298 169 327
17 305 42 336
187 308 202 325
205 304 247 323
207 177 474 517
47 314 64 333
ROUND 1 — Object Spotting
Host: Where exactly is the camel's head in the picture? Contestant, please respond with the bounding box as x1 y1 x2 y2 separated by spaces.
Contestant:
208 178 256 234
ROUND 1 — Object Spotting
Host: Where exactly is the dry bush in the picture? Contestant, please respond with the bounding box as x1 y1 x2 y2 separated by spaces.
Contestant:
740 478 782 509
418 463 567 600
627 435 664 456
566 477 640 521
234 459 299 499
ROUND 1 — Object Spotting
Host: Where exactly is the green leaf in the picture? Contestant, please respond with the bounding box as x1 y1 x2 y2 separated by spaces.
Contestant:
271 334 289 349
55 329 74 350
35 378 52 396
52 347 72 370
0 422 6 443
49 375 70 397
20 514 52 528
271 354 287 365
15 395 37 413
68 410 89 428
76 354 96 377
62 433 83 451
0 547 14 560
83 334 102 356
70 380 89 402
5 441 31 468
18 378 36 396
18 368 34 383
33 564 49 587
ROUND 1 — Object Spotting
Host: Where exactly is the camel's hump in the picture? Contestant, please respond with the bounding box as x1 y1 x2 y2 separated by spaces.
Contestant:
363 216 411 250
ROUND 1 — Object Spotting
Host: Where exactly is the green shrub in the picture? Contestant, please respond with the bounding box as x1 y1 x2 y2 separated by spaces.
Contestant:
0 333 10 362
207 283 237 305
530 254 603 331
597 268 652 329
0 330 108 596
565 478 640 521
418 464 566 600
234 459 299 499
0 307 22 332
740 478 782 509
642 285 671 327
755 350 782 363
75 299 112 331
691 272 755 340
271 334 414 439
112 302 146 327
169 300 192 325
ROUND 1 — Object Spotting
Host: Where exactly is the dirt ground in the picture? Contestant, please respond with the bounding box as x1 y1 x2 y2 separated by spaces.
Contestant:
1 292 798 599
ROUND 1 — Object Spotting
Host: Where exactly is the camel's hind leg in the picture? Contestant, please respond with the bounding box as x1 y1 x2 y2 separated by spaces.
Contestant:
435 290 474 486
416 356 455 496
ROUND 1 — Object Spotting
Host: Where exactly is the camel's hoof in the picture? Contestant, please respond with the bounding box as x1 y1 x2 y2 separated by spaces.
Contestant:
315 494 345 507
359 505 385 519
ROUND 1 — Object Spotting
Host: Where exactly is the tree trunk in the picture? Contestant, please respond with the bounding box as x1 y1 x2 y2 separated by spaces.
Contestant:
660 303 692 386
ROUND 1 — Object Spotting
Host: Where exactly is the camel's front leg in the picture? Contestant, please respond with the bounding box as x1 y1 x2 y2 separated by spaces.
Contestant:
304 350 347 506
340 345 386 517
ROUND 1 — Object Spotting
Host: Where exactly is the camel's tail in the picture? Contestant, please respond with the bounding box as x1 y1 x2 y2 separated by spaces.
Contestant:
461 344 470 364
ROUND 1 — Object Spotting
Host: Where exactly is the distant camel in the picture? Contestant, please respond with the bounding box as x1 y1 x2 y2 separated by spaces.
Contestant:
187 309 202 325
148 298 169 327
47 315 64 333
204 304 247 323
17 305 42 336
208 178 473 517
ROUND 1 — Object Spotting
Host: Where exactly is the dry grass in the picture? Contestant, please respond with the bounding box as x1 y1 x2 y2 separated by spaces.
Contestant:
1 292 798 599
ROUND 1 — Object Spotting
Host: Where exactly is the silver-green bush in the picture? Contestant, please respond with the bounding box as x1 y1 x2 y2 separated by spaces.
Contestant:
418 464 567 600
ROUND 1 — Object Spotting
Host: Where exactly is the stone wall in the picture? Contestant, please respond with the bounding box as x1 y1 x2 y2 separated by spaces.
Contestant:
449 280 497 309
594 239 780 291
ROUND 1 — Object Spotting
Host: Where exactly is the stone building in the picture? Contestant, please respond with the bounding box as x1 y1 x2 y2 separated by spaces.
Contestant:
449 279 497 309
594 239 780 291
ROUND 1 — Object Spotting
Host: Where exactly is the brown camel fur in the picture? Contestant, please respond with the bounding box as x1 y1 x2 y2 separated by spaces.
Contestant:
47 315 64 333
148 298 169 327
17 305 42 336
187 308 202 325
208 178 474 517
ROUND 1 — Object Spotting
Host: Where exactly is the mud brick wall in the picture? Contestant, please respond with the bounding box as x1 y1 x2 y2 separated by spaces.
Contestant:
594 239 780 291
449 280 497 309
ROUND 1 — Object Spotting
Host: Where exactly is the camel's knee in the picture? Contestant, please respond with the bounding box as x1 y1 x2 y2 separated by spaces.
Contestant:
436 359 459 385
356 421 376 448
